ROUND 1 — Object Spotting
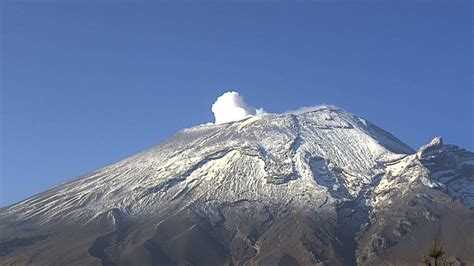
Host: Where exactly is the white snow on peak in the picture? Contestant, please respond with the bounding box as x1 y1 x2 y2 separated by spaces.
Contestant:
417 136 443 159
284 104 342 115
4 105 471 227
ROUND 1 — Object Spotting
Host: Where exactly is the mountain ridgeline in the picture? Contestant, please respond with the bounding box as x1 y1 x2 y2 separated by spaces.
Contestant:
1 106 473 265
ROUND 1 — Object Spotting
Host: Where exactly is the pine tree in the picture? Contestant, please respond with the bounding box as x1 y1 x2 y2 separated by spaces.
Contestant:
428 240 444 266
421 240 459 266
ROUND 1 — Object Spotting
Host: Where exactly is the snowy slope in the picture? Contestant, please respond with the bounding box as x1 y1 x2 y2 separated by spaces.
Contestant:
1 106 413 224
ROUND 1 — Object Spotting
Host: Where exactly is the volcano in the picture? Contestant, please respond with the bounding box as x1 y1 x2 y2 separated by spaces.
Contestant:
1 105 473 265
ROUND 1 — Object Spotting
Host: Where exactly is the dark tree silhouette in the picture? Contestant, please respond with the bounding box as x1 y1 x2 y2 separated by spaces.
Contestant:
421 240 459 266
428 240 444 266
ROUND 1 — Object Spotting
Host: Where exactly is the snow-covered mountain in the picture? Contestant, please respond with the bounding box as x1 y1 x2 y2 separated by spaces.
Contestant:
1 105 473 265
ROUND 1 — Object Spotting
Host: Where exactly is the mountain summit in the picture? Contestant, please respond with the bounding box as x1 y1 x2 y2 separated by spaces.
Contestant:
1 106 473 265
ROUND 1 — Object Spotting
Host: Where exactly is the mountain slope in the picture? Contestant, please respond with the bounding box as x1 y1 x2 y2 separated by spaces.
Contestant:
1 106 473 265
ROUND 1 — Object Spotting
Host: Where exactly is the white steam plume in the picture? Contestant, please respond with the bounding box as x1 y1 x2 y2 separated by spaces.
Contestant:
211 91 265 124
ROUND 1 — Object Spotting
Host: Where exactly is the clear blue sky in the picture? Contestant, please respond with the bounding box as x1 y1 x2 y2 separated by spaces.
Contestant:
1 1 472 207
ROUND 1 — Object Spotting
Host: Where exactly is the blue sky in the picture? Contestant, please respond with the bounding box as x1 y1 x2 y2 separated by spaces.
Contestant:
1 1 472 207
